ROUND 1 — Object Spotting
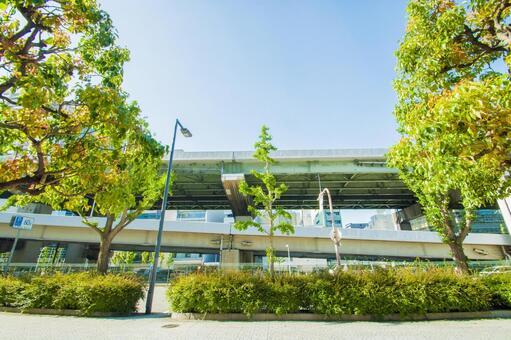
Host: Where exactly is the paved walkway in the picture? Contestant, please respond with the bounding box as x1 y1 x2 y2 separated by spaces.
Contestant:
1 312 510 340
137 284 169 313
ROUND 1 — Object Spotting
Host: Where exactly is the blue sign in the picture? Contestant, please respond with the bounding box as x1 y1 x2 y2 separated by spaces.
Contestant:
10 216 34 230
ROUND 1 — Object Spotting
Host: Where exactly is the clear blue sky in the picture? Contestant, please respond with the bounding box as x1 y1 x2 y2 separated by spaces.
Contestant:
99 0 408 152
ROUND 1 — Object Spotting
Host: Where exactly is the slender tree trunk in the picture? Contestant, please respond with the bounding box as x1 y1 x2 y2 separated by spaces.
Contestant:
447 239 470 274
97 234 112 274
268 234 274 278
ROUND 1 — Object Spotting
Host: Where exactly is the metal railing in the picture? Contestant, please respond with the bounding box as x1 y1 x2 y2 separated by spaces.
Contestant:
3 259 510 282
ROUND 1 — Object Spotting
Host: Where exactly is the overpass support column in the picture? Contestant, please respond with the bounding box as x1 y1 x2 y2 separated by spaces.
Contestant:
220 249 240 271
221 174 251 219
240 250 254 264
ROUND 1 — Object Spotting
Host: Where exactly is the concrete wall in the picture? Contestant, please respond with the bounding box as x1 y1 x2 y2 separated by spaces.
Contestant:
1 213 510 263
11 240 43 263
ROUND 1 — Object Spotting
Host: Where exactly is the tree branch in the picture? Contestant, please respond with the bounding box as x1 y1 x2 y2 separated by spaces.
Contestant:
457 214 472 243
79 212 103 235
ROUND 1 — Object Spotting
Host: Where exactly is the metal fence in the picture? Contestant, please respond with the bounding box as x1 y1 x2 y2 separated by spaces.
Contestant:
3 259 511 283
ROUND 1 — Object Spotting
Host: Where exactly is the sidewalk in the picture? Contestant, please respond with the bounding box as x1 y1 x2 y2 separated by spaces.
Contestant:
1 312 510 340
137 284 169 314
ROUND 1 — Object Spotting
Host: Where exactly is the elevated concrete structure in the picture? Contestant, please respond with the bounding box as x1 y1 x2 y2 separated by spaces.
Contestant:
168 148 417 213
1 213 510 263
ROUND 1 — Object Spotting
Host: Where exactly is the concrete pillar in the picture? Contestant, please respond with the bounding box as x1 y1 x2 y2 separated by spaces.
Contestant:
220 249 240 271
240 250 254 264
65 243 88 263
221 174 251 217
11 240 43 263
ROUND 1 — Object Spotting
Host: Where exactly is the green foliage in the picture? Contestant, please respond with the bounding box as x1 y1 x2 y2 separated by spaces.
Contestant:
0 0 165 274
27 121 165 221
482 273 511 309
0 273 145 315
166 253 175 267
13 118 166 273
140 251 164 265
388 0 511 273
0 276 26 307
0 0 137 195
233 126 294 276
167 272 310 316
168 268 497 317
309 268 490 316
111 251 137 266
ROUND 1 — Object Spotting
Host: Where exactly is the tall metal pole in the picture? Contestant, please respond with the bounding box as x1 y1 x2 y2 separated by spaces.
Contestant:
145 119 180 314
286 244 291 274
4 229 21 274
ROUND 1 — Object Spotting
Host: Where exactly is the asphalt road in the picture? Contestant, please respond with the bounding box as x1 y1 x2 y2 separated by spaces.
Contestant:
1 312 510 340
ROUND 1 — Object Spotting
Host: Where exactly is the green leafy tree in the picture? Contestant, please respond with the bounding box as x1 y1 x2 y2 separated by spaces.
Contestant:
111 251 137 270
140 251 151 265
165 253 174 268
140 251 164 266
14 120 166 273
233 126 294 277
0 0 132 194
388 0 511 273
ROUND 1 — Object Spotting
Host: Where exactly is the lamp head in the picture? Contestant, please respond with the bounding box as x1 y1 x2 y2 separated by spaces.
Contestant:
180 127 192 137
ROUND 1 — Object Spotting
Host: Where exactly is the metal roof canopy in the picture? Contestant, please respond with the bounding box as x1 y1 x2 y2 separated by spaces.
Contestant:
158 148 418 213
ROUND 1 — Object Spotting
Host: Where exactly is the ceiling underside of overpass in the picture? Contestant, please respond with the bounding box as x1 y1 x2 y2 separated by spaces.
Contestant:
164 162 417 211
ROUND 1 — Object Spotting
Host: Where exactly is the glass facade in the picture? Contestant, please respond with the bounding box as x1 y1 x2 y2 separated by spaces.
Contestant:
455 209 506 234
314 210 342 227
409 209 507 234
137 212 161 220
177 210 206 221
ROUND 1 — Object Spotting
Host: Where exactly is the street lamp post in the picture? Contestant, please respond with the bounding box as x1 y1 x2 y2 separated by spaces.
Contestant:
318 188 342 268
285 244 291 274
145 118 192 314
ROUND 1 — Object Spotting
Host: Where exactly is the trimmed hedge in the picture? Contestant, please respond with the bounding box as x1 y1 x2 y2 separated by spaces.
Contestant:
168 272 311 316
482 274 511 309
168 268 510 317
0 273 145 315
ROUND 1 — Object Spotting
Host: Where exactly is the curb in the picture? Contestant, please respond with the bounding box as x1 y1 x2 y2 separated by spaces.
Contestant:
170 310 511 322
0 306 131 317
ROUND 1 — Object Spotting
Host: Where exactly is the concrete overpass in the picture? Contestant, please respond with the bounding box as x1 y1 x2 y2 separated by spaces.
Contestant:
167 148 418 215
2 148 510 265
1 213 510 264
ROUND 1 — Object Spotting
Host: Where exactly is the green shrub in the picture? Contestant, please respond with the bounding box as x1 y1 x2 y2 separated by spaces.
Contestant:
20 274 68 309
168 272 310 316
0 276 26 307
0 273 145 315
51 272 145 314
168 268 494 317
482 273 511 309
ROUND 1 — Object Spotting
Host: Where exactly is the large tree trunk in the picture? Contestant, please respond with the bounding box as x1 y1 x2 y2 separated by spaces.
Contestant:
439 206 471 275
447 240 470 274
86 212 132 275
97 235 112 274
